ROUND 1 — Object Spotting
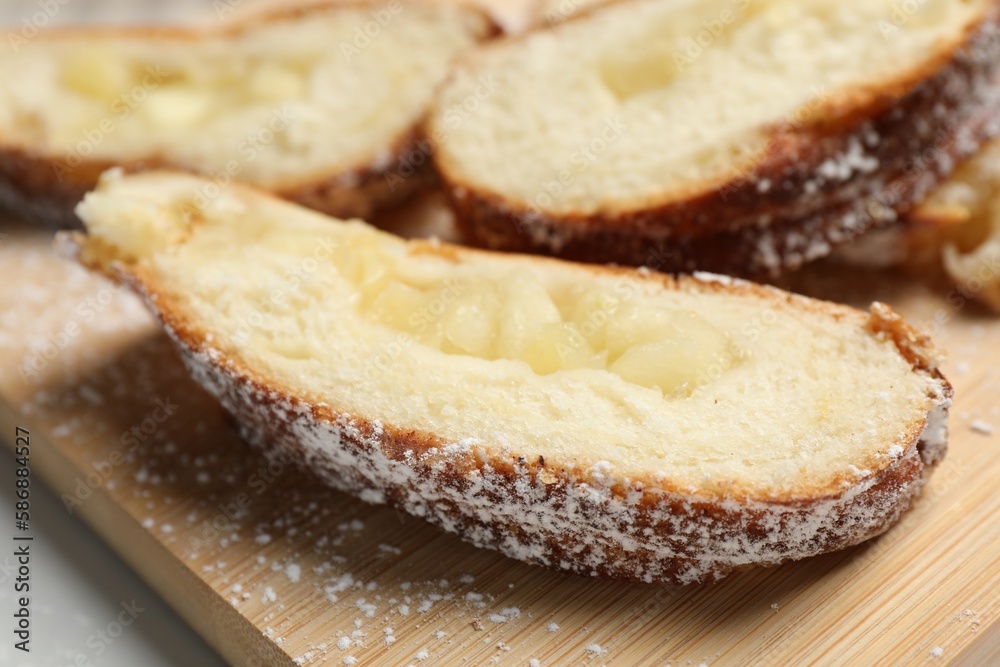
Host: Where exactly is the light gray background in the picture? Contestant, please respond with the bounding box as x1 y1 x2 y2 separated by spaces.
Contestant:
2 2 233 665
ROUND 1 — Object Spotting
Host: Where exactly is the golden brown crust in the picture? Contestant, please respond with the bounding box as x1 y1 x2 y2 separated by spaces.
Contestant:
436 1 1000 278
71 238 950 585
0 1 499 228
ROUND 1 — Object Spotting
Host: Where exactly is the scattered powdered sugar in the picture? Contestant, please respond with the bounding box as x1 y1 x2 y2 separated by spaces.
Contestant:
336 637 351 651
930 646 944 658
816 138 880 182
488 607 521 623
356 599 377 618
285 563 301 583
547 622 560 633
585 644 604 656
970 420 994 436
415 648 429 661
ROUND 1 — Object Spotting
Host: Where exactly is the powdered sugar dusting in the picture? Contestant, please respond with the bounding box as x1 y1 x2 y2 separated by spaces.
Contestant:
171 315 952 585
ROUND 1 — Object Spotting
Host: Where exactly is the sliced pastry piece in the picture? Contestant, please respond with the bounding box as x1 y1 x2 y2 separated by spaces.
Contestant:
0 1 496 226
429 0 1000 276
74 170 951 585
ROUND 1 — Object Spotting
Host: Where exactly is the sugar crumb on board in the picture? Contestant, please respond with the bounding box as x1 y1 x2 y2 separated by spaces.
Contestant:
969 419 995 435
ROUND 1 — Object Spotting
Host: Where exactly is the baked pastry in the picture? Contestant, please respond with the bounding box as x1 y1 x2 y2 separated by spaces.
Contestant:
834 135 1000 311
428 0 1000 277
73 169 952 585
0 1 496 227
908 136 1000 311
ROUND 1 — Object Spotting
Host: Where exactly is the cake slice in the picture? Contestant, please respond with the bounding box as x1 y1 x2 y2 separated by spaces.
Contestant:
429 0 1000 277
0 1 496 227
73 170 951 585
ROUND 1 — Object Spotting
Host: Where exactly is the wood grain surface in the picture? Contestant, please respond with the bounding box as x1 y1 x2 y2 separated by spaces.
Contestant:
1 203 998 666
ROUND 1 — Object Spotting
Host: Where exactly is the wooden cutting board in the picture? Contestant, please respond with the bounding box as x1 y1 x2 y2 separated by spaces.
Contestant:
1 201 998 667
